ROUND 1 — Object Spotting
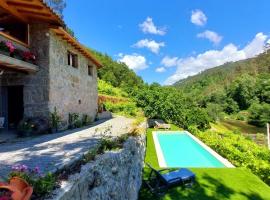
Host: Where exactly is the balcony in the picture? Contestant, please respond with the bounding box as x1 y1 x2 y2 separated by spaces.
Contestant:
0 53 38 73
0 34 39 73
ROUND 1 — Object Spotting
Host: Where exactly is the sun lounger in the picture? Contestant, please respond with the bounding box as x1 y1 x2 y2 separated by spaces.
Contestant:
144 163 195 196
154 121 171 130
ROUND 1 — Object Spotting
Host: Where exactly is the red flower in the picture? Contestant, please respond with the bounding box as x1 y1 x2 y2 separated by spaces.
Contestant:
0 196 10 200
5 41 15 53
22 51 36 61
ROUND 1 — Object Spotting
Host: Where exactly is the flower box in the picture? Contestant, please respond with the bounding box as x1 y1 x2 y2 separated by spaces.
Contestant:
0 40 37 65
0 50 10 57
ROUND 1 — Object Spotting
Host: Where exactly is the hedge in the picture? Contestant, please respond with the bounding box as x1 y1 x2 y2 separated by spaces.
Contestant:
193 129 270 185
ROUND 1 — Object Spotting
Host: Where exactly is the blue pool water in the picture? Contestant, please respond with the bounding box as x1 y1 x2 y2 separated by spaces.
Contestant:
156 132 225 168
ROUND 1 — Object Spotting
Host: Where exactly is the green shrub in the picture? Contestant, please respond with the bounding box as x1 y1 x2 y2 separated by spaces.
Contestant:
193 130 270 185
68 113 80 129
133 84 211 130
248 102 270 127
49 107 61 131
98 79 128 97
206 103 224 121
104 101 138 117
82 114 92 126
99 137 122 152
187 125 200 134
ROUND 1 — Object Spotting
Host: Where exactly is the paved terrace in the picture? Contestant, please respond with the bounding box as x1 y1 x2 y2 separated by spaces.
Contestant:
0 116 134 178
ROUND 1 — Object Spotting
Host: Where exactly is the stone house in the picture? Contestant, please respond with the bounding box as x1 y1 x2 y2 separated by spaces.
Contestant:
0 0 102 130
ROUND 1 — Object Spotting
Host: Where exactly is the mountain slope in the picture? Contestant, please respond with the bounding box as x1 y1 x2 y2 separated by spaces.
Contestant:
89 49 144 92
174 52 270 95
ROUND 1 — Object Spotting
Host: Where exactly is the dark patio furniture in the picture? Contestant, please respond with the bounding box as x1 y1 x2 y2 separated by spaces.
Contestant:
144 163 195 196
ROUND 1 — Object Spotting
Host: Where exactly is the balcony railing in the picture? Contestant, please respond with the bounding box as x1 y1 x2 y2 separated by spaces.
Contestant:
0 32 29 48
0 53 38 73
0 34 38 73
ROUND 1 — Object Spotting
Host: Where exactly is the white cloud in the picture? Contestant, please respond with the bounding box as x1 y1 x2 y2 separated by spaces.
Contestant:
242 32 267 57
118 53 148 71
191 9 207 26
139 17 166 35
133 39 165 54
197 30 223 45
165 32 268 85
156 67 166 73
161 56 178 67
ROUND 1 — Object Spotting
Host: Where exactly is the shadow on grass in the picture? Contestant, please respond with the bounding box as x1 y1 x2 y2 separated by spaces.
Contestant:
139 169 266 200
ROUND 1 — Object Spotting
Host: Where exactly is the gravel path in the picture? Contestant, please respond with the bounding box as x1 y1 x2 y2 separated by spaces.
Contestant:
0 116 134 178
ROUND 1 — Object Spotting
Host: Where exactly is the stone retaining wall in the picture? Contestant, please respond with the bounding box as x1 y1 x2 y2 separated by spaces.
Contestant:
49 135 146 200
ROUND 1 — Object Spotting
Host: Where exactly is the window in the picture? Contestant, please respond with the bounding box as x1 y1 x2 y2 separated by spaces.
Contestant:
67 51 78 68
88 65 94 76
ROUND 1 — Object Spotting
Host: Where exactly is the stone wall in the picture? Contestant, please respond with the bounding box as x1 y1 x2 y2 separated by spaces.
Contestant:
0 24 99 127
48 31 98 127
26 24 50 117
49 135 146 200
0 24 50 118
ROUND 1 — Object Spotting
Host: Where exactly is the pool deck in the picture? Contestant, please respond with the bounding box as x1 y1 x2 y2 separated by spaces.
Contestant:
153 131 234 168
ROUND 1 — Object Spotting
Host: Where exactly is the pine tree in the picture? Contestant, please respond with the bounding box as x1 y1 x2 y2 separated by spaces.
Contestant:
45 0 66 16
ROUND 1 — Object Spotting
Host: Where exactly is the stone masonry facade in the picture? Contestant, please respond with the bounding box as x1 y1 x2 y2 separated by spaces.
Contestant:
0 24 50 119
49 31 98 127
0 23 98 127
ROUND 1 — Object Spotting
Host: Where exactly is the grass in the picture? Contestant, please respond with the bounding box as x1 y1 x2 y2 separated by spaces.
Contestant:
213 119 266 135
139 127 270 200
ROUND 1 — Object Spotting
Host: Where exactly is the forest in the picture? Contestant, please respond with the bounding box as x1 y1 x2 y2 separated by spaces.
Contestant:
94 49 270 131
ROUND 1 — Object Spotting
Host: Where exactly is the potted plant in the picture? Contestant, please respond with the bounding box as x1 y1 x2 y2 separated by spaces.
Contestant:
5 41 15 57
0 188 12 200
49 107 61 133
8 164 55 199
22 51 36 64
17 120 34 137
82 114 92 126
68 113 79 129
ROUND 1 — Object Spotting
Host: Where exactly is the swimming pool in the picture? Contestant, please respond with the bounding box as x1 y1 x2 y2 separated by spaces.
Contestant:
153 131 234 168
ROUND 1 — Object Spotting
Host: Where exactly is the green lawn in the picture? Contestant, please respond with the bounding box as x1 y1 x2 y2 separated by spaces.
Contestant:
212 120 266 135
139 127 270 200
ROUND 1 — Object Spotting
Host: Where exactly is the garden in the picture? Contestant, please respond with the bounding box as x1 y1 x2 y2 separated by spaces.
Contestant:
16 107 94 138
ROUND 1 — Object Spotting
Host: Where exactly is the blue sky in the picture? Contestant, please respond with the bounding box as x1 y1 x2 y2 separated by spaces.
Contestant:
64 0 270 85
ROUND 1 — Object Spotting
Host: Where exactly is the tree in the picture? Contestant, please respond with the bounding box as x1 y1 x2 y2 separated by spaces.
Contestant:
255 74 270 104
248 102 270 127
206 103 224 121
227 75 256 110
45 0 66 16
224 98 239 114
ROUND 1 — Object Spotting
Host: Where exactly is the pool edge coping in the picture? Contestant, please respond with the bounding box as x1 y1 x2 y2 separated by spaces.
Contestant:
153 130 235 168
152 131 167 167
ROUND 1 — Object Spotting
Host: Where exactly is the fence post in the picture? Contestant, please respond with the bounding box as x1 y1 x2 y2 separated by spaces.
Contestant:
267 123 270 150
